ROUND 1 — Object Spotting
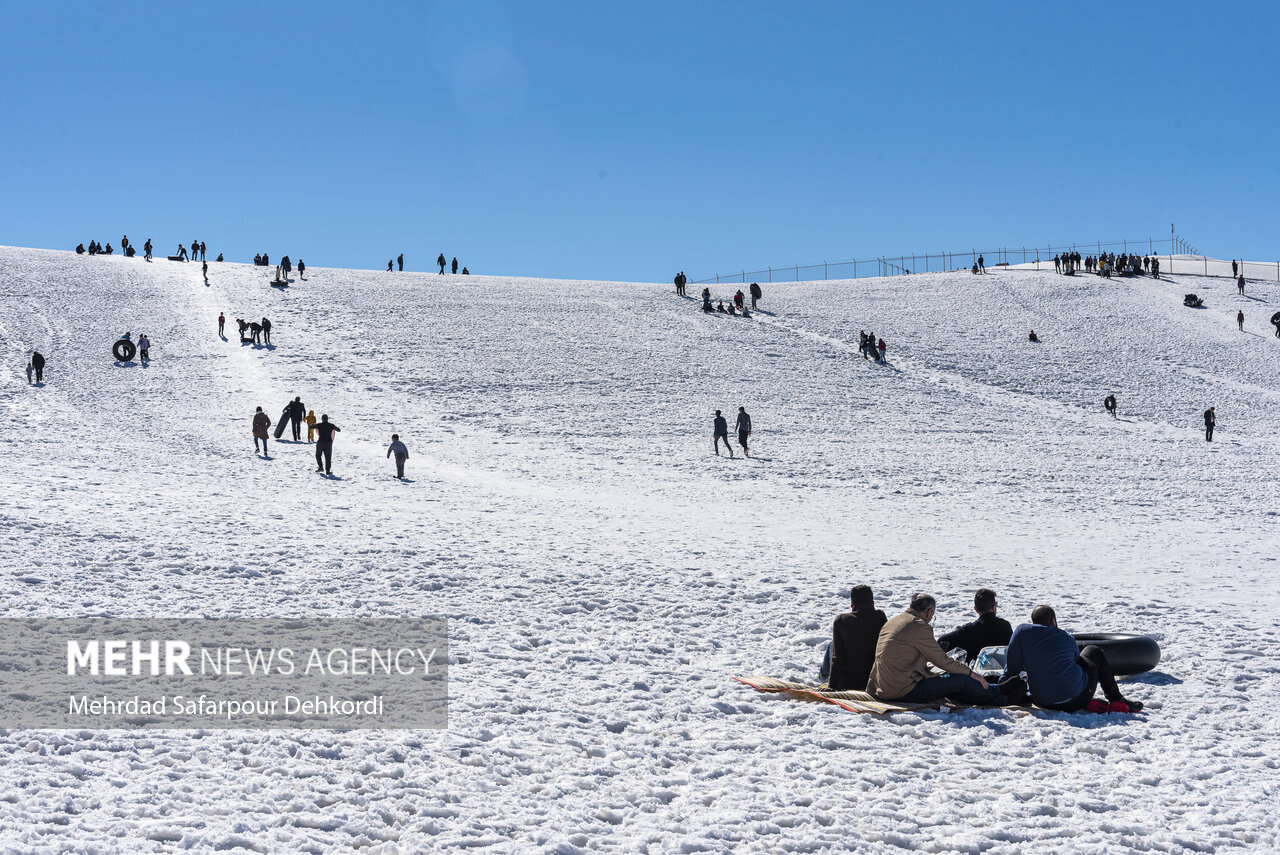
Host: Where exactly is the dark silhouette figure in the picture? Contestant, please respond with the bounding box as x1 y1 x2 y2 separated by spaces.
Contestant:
313 415 341 474
1232 259 1238 277
261 318 272 345
298 260 305 278
218 313 225 337
437 253 446 274
397 253 404 271
1238 310 1245 332
1204 407 1216 442
144 239 152 260
1104 395 1117 418
1238 274 1245 295
978 254 985 273
452 257 458 274
387 260 394 272
31 351 45 383
749 282 761 309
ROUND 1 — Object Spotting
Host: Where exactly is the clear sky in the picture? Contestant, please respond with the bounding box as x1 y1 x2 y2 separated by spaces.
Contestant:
2 1 1276 282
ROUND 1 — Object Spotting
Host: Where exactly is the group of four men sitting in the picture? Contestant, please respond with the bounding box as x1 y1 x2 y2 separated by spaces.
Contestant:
827 586 1143 713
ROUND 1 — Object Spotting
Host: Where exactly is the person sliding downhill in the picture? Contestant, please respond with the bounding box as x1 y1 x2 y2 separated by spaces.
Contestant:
713 410 733 457
1104 394 1117 418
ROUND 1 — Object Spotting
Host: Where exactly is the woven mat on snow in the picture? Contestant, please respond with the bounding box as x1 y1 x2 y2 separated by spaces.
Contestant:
734 675 941 715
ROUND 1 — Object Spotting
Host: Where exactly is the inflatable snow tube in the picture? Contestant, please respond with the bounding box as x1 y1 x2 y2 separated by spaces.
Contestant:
1073 633 1161 677
112 339 137 362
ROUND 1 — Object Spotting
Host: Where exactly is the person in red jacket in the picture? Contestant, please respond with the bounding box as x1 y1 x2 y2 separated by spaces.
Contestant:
218 313 225 337
877 338 887 363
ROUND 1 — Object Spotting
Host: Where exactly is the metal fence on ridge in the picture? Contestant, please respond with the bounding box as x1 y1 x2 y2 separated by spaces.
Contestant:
691 235 1280 285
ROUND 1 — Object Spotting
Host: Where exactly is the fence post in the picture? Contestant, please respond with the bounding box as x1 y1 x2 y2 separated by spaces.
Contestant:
911 253 915 273
1204 256 1207 276
1124 239 1127 253
795 264 798 282
853 259 856 279
768 266 771 283
716 274 719 284
824 261 828 280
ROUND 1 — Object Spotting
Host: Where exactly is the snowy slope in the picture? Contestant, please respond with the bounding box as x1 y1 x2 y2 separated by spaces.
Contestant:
2 246 1279 853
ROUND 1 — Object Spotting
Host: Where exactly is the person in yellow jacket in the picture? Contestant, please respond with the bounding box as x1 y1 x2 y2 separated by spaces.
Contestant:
305 409 317 442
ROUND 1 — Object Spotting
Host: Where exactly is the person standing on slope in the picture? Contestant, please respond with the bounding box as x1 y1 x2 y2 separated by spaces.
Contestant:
144 238 152 260
387 434 409 479
877 338 887 363
313 415 341 474
750 282 761 309
261 317 272 345
437 253 446 274
1238 274 1245 295
452 257 459 274
398 253 404 271
218 313 225 337
1204 406 1216 442
713 410 733 457
1232 259 1238 277
978 254 985 273
1238 310 1245 332
735 406 752 458
305 409 317 442
288 396 306 441
252 407 272 456
298 259 305 278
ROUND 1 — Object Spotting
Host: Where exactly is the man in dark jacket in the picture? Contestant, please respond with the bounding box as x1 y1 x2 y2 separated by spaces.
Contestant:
749 282 762 309
287 396 306 441
252 407 272 455
1000 606 1143 713
938 588 1012 664
31 351 45 383
1204 406 1216 442
712 410 732 457
827 585 887 691
313 415 341 474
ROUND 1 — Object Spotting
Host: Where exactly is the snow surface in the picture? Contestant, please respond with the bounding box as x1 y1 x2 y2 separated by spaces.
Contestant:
2 246 1279 853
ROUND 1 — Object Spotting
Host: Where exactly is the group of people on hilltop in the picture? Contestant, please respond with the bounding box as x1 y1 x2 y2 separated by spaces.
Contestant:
825 585 1143 713
429 253 467 275
700 284 762 317
1079 252 1159 278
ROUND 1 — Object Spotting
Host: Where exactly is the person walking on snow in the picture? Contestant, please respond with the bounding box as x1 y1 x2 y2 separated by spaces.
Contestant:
287 396 306 441
298 259 305 278
261 318 272 345
437 253 446 274
735 406 752 458
387 434 409 479
30 351 45 383
1204 406 1216 442
1238 310 1245 332
1238 274 1245 295
202 260 208 283
218 313 225 337
313 415 341 473
305 409 317 442
713 410 733 457
1104 394 1117 418
452 257 459 274
1232 259 1238 277
252 406 272 455
144 238 152 260
387 260 394 272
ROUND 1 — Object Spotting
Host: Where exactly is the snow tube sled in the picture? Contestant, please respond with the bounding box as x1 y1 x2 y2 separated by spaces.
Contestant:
112 339 137 362
1183 294 1203 307
167 255 185 262
1074 633 1161 677
273 408 291 439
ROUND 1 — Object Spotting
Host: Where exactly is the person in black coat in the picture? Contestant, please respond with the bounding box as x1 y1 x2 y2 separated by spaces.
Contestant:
937 588 1012 664
31 351 46 383
827 585 888 691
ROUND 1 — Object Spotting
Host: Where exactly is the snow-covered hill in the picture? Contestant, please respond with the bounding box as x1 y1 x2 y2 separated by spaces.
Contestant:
2 245 1278 853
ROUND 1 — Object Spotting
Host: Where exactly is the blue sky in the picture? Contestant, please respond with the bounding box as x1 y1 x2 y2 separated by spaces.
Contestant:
2 1 1276 281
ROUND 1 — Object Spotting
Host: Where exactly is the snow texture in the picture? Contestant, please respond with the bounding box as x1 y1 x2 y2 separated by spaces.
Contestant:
1 246 1278 853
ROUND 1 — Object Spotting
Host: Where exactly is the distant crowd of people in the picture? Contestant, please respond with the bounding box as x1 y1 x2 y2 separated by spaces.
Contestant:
1054 252 1160 278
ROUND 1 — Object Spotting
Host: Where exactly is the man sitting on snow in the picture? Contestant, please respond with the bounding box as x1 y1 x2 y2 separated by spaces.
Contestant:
938 588 1013 665
826 585 887 691
1000 605 1143 713
866 594 1010 705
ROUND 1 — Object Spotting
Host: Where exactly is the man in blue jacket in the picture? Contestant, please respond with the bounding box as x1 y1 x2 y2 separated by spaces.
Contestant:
1001 605 1143 713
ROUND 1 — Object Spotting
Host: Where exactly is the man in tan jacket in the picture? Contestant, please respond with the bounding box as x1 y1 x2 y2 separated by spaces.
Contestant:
867 593 1005 705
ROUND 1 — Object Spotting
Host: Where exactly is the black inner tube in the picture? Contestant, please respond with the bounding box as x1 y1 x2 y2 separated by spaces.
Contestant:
1073 632 1161 677
113 339 136 362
